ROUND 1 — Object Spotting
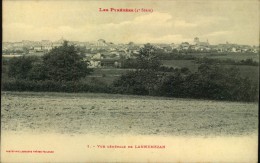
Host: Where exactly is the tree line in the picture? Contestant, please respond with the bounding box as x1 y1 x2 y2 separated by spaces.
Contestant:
2 42 258 102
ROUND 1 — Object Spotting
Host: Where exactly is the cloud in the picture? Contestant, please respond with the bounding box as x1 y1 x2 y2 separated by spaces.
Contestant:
195 16 229 25
3 1 259 46
4 23 34 30
134 12 172 24
206 31 231 37
123 34 192 44
69 12 177 43
174 20 197 27
103 12 173 29
58 26 74 32
2 12 221 44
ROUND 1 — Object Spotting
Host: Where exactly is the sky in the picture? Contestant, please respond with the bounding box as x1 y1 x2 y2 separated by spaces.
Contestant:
3 0 259 45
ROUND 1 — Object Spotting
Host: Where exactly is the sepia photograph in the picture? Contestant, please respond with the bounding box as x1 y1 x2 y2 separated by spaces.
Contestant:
1 0 259 162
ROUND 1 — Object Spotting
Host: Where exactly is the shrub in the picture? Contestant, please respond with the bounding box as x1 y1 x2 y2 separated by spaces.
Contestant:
113 63 258 102
1 79 112 93
8 56 38 79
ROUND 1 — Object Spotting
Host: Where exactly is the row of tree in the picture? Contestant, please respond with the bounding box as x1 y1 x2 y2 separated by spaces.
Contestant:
113 64 258 101
3 42 258 102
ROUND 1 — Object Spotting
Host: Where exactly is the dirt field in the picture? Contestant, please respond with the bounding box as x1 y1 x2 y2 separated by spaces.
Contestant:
1 92 258 136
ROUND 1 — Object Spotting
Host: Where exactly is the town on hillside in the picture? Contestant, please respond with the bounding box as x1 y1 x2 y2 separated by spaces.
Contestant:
2 37 259 68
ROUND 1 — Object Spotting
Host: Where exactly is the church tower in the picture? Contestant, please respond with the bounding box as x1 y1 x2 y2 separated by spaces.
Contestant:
194 37 200 45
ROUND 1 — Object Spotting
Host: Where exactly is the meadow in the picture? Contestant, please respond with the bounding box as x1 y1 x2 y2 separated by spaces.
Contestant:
85 52 259 85
206 52 259 62
84 57 259 86
85 68 132 84
1 91 258 136
161 60 259 84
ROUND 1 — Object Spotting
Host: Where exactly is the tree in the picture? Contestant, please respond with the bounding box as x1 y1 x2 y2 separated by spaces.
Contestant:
113 69 160 95
41 41 92 81
8 56 37 79
28 62 46 81
136 43 161 70
192 63 257 101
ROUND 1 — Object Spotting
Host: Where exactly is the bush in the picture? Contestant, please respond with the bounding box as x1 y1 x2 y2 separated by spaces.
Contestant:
113 63 258 102
136 44 161 70
8 56 39 80
121 59 138 68
2 79 112 93
113 70 160 95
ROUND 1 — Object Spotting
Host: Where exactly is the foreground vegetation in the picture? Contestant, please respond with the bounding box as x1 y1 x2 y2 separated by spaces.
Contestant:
2 43 259 102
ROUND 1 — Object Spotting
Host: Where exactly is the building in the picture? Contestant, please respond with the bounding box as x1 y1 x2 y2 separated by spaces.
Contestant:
194 37 200 44
34 46 43 52
96 39 108 47
89 60 101 68
52 37 65 48
180 42 190 50
194 37 209 46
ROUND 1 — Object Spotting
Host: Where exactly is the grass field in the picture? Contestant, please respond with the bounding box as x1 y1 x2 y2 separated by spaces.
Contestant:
183 52 259 62
162 60 198 72
1 92 258 136
161 60 259 84
206 53 259 62
224 65 259 85
84 68 134 84
84 57 258 86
